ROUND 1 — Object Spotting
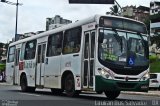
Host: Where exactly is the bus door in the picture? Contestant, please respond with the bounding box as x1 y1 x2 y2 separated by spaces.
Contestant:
14 48 20 85
6 46 16 84
36 43 46 86
83 30 96 89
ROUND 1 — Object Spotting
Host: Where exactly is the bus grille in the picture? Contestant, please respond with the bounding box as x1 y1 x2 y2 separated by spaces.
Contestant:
116 82 137 89
114 77 138 81
111 67 147 75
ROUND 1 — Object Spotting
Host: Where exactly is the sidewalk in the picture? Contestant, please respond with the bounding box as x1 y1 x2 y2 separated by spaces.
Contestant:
0 82 11 86
122 91 160 97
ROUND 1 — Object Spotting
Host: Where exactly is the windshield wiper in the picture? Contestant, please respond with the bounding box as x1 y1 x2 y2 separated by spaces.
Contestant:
137 32 145 47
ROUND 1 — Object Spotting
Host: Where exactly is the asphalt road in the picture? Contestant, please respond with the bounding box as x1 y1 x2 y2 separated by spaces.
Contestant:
0 84 160 106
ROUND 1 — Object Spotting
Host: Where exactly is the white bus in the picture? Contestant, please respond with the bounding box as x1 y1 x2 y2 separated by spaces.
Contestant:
6 15 149 99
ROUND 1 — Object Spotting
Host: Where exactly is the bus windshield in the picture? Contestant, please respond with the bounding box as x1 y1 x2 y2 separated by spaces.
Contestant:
98 29 149 67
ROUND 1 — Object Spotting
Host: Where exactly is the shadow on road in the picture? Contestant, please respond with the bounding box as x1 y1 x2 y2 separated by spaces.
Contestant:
8 89 140 101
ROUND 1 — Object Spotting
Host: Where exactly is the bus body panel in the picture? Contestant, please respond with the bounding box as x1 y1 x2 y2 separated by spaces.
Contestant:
44 55 62 88
61 53 82 90
5 15 149 94
24 59 36 87
6 58 15 85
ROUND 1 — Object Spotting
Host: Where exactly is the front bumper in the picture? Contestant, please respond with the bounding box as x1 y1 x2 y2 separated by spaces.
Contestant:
149 83 160 88
95 75 149 92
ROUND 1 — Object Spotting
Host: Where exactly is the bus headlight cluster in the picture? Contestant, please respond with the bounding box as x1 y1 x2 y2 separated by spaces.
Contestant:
98 68 113 79
140 72 149 81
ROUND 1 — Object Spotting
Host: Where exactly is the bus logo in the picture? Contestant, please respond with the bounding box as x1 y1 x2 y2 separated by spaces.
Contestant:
128 57 134 66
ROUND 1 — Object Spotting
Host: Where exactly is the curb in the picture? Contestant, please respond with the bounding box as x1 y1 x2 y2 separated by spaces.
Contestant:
121 91 160 97
0 82 11 86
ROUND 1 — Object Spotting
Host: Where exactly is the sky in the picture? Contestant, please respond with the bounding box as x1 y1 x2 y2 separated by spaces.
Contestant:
0 0 153 43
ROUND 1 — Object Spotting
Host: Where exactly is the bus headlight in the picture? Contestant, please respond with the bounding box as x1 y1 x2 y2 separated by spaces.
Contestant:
140 72 149 81
98 68 113 79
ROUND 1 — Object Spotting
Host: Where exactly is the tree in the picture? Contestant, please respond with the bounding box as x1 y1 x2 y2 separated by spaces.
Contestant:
107 5 120 16
144 18 150 34
150 35 160 48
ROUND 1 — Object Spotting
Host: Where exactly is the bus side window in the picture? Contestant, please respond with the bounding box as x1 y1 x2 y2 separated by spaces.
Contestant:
20 43 25 61
24 40 37 60
47 32 63 57
63 27 82 54
7 46 15 63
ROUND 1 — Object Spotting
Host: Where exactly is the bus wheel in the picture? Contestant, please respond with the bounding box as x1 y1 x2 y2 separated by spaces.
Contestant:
20 75 28 92
51 88 63 95
64 74 79 97
104 91 120 100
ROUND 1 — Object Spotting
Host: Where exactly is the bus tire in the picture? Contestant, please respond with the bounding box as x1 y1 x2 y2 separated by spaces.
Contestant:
51 88 63 95
20 75 29 92
104 91 120 100
64 74 79 97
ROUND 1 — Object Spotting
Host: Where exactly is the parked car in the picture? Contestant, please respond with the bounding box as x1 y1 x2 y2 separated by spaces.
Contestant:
149 73 160 90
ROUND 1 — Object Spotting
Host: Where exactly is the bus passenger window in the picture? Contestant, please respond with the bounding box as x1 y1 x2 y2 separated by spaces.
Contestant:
7 46 15 63
24 40 37 60
47 32 63 57
63 27 82 54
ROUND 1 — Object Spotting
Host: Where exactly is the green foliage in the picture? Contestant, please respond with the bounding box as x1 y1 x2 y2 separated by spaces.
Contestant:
150 61 160 73
150 14 160 20
109 5 120 16
0 64 5 73
149 55 158 63
149 54 160 73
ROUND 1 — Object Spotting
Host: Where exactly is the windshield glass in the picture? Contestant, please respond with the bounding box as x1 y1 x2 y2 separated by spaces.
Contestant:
98 29 148 67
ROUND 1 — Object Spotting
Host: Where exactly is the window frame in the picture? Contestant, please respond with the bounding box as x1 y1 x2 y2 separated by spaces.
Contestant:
62 27 82 54
46 32 63 57
7 46 16 63
24 40 37 60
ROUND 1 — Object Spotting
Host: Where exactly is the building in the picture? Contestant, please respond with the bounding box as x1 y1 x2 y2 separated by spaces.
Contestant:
150 0 160 37
134 6 150 22
11 31 45 42
0 43 8 62
46 15 72 31
150 0 160 15
122 5 150 22
122 5 136 18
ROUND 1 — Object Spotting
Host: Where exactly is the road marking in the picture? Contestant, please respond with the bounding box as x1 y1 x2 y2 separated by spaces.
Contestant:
19 93 40 97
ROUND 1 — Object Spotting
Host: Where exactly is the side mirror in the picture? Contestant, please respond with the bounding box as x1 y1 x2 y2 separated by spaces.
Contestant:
98 32 104 43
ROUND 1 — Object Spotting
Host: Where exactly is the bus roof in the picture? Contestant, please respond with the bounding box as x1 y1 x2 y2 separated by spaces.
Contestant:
9 14 145 46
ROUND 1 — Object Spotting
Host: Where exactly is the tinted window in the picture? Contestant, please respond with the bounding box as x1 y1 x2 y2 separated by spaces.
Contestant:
20 43 25 61
63 27 82 54
47 32 63 56
7 46 15 62
24 40 37 60
150 74 157 79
